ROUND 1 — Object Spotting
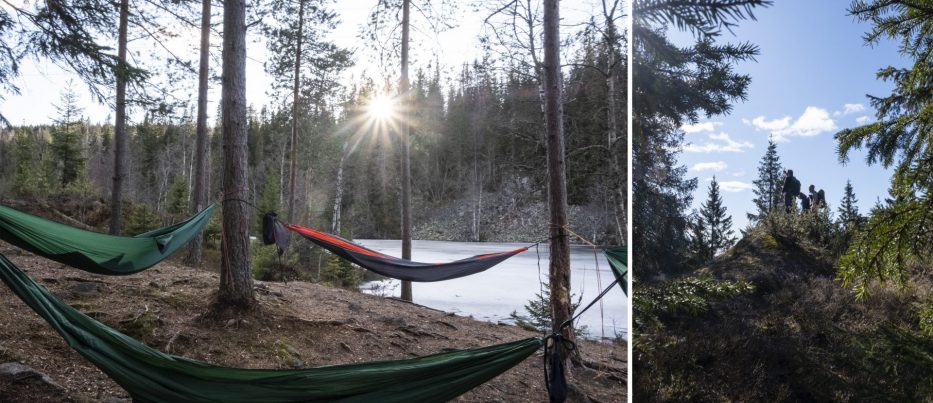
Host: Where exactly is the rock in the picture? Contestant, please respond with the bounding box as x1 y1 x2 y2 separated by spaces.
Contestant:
347 302 363 312
0 362 71 402
69 282 101 297
274 340 303 368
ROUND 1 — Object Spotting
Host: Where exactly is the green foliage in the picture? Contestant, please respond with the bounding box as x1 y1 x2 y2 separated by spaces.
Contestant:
834 1 933 292
837 179 862 228
256 174 281 230
48 86 86 190
847 324 933 400
11 129 46 196
508 283 587 337
762 208 838 246
919 303 933 337
319 253 361 289
251 242 301 282
124 204 162 235
165 175 190 221
749 136 783 223
691 177 736 264
836 199 931 299
634 275 754 332
633 0 767 276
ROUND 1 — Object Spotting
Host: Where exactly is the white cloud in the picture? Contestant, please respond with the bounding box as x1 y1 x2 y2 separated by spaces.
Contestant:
718 181 754 192
683 132 754 153
732 169 746 177
781 106 837 137
682 121 722 134
690 161 727 172
746 106 839 141
749 115 791 131
855 115 871 125
842 104 865 115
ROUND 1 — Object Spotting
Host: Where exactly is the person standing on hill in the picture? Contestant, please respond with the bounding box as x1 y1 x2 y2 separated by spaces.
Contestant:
799 192 811 211
808 184 826 211
782 169 801 213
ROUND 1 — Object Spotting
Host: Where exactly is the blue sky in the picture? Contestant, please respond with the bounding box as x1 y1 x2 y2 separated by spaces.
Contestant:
671 0 905 230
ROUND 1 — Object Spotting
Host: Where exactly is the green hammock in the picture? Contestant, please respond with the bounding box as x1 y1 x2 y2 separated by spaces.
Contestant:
0 203 216 275
605 246 627 295
0 252 543 402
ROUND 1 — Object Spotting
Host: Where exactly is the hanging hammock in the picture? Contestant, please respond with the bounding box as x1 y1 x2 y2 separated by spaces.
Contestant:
604 246 627 296
0 203 216 275
285 224 527 282
0 252 543 402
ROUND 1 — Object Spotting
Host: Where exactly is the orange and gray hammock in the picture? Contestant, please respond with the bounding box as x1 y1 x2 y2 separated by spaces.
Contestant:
282 223 528 282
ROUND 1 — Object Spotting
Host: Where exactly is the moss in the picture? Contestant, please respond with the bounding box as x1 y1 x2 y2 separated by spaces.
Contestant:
274 339 303 368
759 233 780 250
118 311 161 340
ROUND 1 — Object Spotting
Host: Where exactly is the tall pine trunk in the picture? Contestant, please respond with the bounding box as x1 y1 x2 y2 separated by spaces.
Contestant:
332 141 349 234
399 0 413 302
604 7 625 244
217 0 254 309
287 0 306 223
185 0 212 265
109 0 128 235
543 0 574 358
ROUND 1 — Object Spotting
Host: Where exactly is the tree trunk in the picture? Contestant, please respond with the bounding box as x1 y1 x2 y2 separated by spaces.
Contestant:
287 0 306 223
543 0 574 358
184 0 212 266
603 4 625 244
399 0 413 302
332 141 349 234
217 0 254 310
109 0 128 235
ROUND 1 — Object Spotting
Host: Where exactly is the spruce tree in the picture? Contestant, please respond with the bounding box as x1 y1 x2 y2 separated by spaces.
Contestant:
698 177 736 261
835 1 933 292
837 180 860 227
748 135 783 222
687 212 712 265
633 0 767 275
49 85 86 190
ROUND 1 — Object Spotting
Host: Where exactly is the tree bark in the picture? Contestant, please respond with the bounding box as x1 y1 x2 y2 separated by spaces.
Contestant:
543 0 574 357
184 0 212 266
332 141 349 234
399 0 413 302
603 1 626 244
287 0 306 223
109 0 128 235
218 0 254 309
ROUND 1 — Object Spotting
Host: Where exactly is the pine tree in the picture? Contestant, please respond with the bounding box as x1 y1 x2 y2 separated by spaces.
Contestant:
687 212 712 265
748 135 783 222
697 177 736 262
12 129 43 196
49 85 87 190
632 0 767 275
835 1 933 292
837 180 861 227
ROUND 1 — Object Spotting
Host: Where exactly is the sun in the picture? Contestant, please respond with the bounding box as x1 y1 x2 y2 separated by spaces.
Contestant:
367 94 396 121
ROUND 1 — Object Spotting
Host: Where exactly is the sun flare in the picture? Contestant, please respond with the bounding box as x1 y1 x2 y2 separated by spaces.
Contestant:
368 94 396 121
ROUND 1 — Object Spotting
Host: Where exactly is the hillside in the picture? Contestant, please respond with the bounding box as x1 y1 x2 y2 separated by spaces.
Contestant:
635 226 933 402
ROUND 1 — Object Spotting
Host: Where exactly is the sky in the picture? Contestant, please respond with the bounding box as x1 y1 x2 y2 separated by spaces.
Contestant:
670 0 905 230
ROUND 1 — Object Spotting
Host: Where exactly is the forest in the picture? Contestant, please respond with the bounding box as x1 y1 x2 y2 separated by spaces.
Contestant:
0 0 625 279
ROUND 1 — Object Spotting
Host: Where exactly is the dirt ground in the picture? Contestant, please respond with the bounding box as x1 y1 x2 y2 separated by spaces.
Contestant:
0 247 625 402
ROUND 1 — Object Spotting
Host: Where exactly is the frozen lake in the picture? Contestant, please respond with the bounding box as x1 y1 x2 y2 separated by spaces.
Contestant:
356 240 628 340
